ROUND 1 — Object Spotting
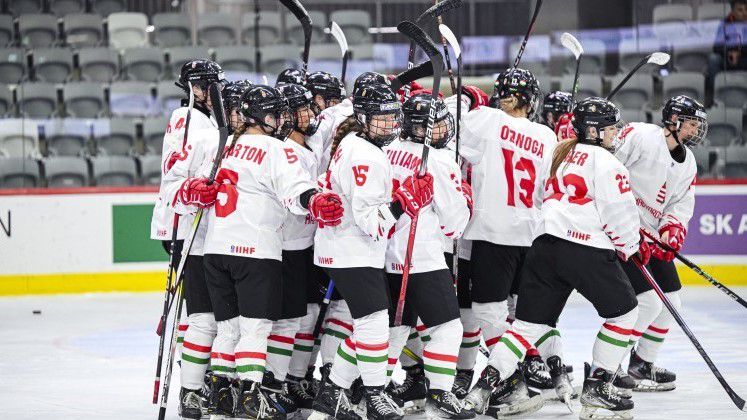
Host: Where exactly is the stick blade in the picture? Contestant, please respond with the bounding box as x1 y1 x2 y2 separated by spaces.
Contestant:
438 24 461 59
417 0 463 22
390 60 434 92
648 52 670 65
397 20 441 60
279 0 311 26
560 32 583 59
330 21 348 55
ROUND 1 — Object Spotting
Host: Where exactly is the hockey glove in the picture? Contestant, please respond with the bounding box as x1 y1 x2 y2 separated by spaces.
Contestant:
632 239 652 266
178 177 219 208
555 113 576 141
309 191 344 228
460 180 474 218
392 173 434 218
461 85 489 110
652 223 686 262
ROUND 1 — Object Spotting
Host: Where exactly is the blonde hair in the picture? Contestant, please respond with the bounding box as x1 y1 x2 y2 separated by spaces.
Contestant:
550 138 580 177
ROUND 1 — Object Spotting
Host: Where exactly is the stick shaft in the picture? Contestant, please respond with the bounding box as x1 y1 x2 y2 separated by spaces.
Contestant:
312 280 335 338
395 215 419 325
513 0 543 68
433 1 456 94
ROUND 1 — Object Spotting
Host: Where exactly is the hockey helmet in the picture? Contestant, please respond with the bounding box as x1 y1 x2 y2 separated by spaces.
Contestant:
353 82 402 148
661 95 708 147
402 93 454 149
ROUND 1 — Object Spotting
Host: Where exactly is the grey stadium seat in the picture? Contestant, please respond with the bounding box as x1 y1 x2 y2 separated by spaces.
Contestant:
560 74 602 100
562 38 605 75
41 118 90 156
309 43 343 61
63 82 105 118
16 82 58 118
109 81 155 117
662 72 706 104
7 0 44 15
653 4 692 24
618 38 666 75
108 12 149 49
32 47 73 83
78 47 119 83
156 80 183 115
261 44 300 76
608 73 654 110
167 46 211 77
0 15 14 47
62 13 104 48
197 12 236 47
0 84 13 116
153 13 191 47
19 14 58 48
287 10 325 46
329 10 371 45
91 0 127 16
714 71 747 109
0 158 40 188
214 45 255 73
97 117 136 155
143 115 169 153
122 47 165 82
0 48 27 83
698 3 728 21
91 155 137 186
50 0 85 16
43 156 90 187
138 154 162 185
707 107 743 147
241 11 281 46
692 145 712 177
724 146 747 178
509 41 547 76
0 118 40 157
673 48 710 74
620 108 649 124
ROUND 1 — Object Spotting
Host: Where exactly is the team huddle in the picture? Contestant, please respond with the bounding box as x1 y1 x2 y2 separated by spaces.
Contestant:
150 58 708 420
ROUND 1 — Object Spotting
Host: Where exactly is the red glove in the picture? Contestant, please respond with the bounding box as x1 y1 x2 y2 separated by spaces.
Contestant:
309 191 344 228
633 240 652 266
555 113 575 141
460 180 473 218
461 85 489 110
410 88 444 99
393 173 434 218
178 177 219 208
652 223 686 262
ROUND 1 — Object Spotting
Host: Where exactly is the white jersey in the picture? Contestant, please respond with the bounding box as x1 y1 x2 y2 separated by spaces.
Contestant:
440 157 473 261
282 139 319 251
456 105 557 247
307 98 353 175
201 133 317 261
534 142 640 259
614 123 697 239
383 139 470 274
314 132 397 269
150 106 217 256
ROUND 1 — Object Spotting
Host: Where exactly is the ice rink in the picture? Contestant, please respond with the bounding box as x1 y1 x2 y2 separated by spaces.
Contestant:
2 286 746 420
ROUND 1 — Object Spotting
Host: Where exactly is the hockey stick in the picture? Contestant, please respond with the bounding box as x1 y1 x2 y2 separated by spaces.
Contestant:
633 259 746 412
607 52 669 100
513 0 544 68
312 280 335 339
254 0 261 73
640 230 747 309
280 0 312 79
157 82 230 420
395 20 444 326
390 60 434 93
329 21 350 84
560 32 583 104
433 1 457 94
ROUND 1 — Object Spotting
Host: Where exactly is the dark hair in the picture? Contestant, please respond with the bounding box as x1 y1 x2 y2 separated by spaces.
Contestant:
329 115 361 163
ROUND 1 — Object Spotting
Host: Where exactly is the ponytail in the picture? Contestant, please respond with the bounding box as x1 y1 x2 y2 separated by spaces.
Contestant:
330 115 361 162
550 138 580 177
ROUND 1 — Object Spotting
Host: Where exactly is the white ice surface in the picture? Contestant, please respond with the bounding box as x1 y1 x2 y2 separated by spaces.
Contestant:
1 287 746 419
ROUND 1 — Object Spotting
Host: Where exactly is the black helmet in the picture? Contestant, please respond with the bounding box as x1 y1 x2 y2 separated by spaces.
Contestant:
662 95 708 146
277 83 319 136
175 59 226 92
571 97 623 152
307 71 345 102
223 80 253 112
402 93 454 149
353 82 402 148
490 68 540 118
276 68 306 87
239 85 293 139
353 71 390 97
541 91 573 129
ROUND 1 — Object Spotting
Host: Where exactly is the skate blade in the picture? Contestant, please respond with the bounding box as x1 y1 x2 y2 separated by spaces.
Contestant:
632 379 675 392
613 387 633 399
485 394 544 419
403 398 426 414
307 410 331 420
579 406 632 420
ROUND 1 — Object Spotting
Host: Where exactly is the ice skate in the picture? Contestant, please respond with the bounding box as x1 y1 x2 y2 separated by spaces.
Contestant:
235 380 286 420
579 364 633 420
178 387 205 419
308 377 361 420
521 354 553 390
462 365 501 414
546 355 577 412
286 374 314 416
387 363 426 413
424 389 476 419
363 385 404 420
627 348 676 392
262 372 297 417
484 369 544 418
452 369 474 400
207 375 237 419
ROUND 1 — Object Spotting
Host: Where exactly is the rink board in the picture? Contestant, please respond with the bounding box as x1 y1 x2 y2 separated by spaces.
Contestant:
0 183 746 295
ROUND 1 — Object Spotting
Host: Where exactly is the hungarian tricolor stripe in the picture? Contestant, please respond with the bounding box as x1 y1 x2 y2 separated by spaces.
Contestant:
181 340 211 365
597 323 632 348
641 324 668 343
498 330 532 359
268 334 294 357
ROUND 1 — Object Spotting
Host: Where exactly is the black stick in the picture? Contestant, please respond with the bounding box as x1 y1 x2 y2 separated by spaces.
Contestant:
513 0 543 68
254 0 261 74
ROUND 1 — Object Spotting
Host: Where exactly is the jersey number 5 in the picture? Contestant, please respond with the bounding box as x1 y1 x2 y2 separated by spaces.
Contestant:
353 165 369 186
502 148 536 208
215 168 238 217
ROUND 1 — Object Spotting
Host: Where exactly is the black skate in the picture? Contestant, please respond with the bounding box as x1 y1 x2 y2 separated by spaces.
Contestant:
462 365 501 414
452 369 474 400
308 377 361 420
521 354 554 390
363 386 404 420
628 348 676 392
580 364 634 420
207 374 237 418
349 376 365 406
387 364 426 413
425 389 476 419
485 369 544 418
262 371 297 416
178 387 204 419
235 380 286 420
307 365 321 397
613 367 635 399
287 374 314 413
546 355 577 412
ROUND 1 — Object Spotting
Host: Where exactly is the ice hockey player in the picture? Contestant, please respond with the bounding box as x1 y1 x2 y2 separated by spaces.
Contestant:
150 59 225 420
463 97 650 420
193 84 344 420
540 91 573 132
614 95 707 392
276 68 306 87
383 92 474 419
311 82 433 420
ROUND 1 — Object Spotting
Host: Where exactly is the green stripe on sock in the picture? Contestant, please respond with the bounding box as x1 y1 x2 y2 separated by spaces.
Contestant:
182 353 210 365
325 329 349 340
535 329 560 348
236 364 265 373
420 335 431 342
336 347 357 365
357 354 388 363
597 332 629 348
424 364 456 376
177 337 184 343
268 346 293 357
212 365 236 373
641 333 665 343
293 344 313 352
499 336 523 359
461 341 480 348
408 332 418 340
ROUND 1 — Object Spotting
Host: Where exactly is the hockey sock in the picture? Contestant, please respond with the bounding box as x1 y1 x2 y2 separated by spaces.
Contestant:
235 317 273 383
507 294 517 324
488 320 548 380
400 326 423 368
329 336 359 389
289 304 319 378
636 291 680 363
320 300 353 365
628 290 663 353
266 317 302 382
422 318 462 391
352 309 389 387
388 325 411 380
592 307 638 372
211 317 240 378
416 320 431 344
472 301 510 351
534 328 562 361
457 308 480 370
181 312 217 390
